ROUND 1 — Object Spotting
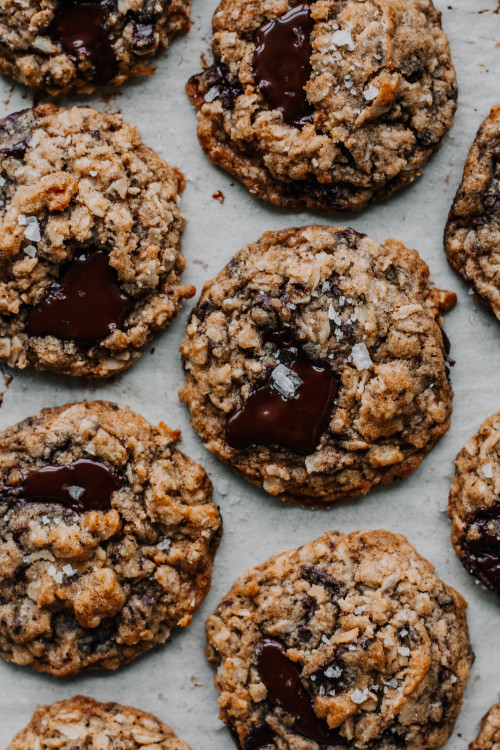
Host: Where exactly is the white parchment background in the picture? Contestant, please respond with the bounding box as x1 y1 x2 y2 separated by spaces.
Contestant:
0 1 499 747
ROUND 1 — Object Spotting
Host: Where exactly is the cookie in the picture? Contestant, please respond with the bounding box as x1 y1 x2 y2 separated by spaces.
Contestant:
206 529 473 750
180 226 456 506
0 0 191 96
448 410 500 596
186 0 457 213
0 104 194 378
0 400 222 676
445 106 500 322
8 696 191 750
470 703 500 750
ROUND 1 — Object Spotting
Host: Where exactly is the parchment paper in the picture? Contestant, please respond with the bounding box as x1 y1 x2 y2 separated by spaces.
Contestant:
0 2 499 747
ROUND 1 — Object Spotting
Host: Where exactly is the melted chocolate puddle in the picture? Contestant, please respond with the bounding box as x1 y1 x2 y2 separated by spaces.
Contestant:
254 638 344 745
253 3 314 128
462 501 500 593
51 0 118 85
26 249 134 346
0 459 122 512
226 330 338 454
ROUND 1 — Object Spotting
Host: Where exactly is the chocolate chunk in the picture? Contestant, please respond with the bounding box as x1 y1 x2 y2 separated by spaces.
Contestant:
253 4 314 128
461 501 500 594
190 62 244 111
226 331 338 454
255 638 344 744
51 0 118 85
131 21 155 48
0 109 35 160
4 459 122 513
244 725 276 750
301 565 342 594
310 648 350 696
26 249 134 346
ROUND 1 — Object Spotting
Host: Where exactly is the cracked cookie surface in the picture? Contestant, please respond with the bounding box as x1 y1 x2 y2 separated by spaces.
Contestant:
448 410 500 596
0 0 191 95
8 696 192 750
470 703 500 750
206 529 473 750
445 106 500 322
180 226 456 506
0 400 222 676
187 0 457 213
0 104 194 378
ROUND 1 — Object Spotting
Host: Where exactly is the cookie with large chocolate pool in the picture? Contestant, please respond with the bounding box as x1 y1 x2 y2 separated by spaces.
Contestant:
0 0 191 95
0 400 222 676
470 703 500 750
448 410 500 596
206 529 473 750
8 696 192 750
445 107 500 322
187 0 457 213
0 104 194 378
180 226 456 506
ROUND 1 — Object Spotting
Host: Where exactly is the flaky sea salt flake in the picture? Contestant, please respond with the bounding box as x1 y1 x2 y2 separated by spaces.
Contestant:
271 364 302 398
363 83 379 101
482 462 493 478
331 29 355 51
351 342 372 371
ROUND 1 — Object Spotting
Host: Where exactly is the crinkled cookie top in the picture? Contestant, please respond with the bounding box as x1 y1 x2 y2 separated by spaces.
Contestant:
0 104 194 378
0 400 221 676
188 0 457 212
0 0 191 95
180 225 456 505
206 529 473 750
8 696 192 750
445 106 500 322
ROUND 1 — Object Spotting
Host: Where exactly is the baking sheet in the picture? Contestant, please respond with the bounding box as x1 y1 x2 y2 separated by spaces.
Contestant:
1 1 500 747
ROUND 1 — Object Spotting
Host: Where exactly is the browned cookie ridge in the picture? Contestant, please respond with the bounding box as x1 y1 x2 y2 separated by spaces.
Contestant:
0 104 195 378
448 410 500 596
206 529 473 750
0 0 191 95
445 106 500 321
187 0 457 213
0 401 222 676
8 696 192 749
470 703 500 750
180 226 456 506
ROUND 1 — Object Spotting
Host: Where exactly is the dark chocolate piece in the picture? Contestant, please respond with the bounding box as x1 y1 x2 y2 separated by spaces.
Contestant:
255 638 344 744
52 0 118 85
226 331 338 454
253 4 314 127
26 249 134 346
461 500 500 594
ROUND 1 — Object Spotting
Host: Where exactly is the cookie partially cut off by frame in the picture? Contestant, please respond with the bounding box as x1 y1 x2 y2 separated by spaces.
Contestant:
448 410 500 597
180 225 456 506
0 400 222 676
0 104 194 378
187 0 457 213
206 529 473 750
7 696 192 750
470 703 500 750
0 0 192 96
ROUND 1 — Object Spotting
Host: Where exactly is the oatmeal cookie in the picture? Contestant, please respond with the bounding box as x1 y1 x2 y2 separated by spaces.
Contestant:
0 0 191 96
206 529 473 750
445 106 500 322
187 0 457 213
470 703 500 750
0 104 194 378
180 226 456 506
448 410 500 596
0 400 222 676
8 696 192 750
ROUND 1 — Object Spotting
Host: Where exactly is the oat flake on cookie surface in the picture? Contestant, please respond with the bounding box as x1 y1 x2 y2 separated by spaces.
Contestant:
470 703 500 750
0 104 194 378
7 695 192 750
180 226 456 506
448 410 500 596
445 106 500 322
187 0 457 213
206 529 473 750
0 400 222 676
0 0 192 96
